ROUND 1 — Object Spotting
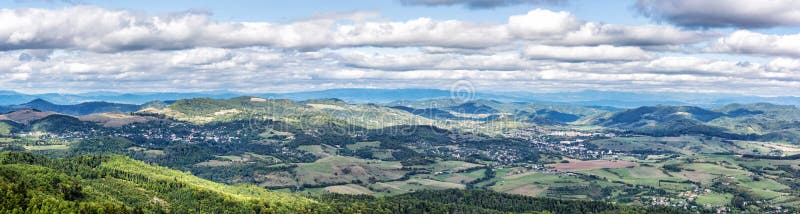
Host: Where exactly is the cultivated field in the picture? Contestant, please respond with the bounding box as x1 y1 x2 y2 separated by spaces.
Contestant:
549 159 637 172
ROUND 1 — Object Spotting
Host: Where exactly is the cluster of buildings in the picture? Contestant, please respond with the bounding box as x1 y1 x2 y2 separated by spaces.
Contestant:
26 122 250 146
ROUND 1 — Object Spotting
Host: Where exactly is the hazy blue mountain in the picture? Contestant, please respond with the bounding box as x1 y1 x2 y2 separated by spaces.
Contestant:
0 89 496 105
0 91 240 105
259 88 529 104
0 91 38 106
261 88 450 103
1 89 799 107
509 90 800 108
71 91 240 104
1 99 142 115
446 101 500 114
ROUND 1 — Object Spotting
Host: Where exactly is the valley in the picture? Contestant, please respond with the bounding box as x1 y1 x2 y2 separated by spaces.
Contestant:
1 96 799 213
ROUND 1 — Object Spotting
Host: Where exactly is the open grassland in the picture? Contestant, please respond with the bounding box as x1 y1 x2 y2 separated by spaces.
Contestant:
369 178 466 196
440 168 487 184
591 135 734 155
323 184 374 195
491 171 562 196
582 167 693 191
23 144 69 151
486 168 625 200
411 160 483 173
684 163 749 177
549 159 637 172
695 193 733 207
345 141 381 150
294 156 405 186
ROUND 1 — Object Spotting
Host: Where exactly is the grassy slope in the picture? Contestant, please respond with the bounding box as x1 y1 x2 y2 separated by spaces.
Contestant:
0 152 319 213
0 121 12 136
100 156 317 208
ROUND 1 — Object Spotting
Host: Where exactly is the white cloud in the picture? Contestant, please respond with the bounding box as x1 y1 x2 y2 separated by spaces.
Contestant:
708 30 800 57
523 45 651 61
170 48 233 66
0 48 313 92
332 18 510 49
642 56 755 76
0 6 797 96
335 50 530 70
506 9 709 46
557 23 711 46
0 6 710 52
635 0 800 28
1 48 799 95
0 6 511 52
767 58 800 72
508 9 582 40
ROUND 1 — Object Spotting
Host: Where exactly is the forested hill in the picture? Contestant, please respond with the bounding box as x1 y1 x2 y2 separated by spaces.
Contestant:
0 151 686 213
0 151 316 213
317 189 689 214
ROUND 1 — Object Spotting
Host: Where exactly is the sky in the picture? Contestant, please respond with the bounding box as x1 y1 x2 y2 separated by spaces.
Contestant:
1 0 800 96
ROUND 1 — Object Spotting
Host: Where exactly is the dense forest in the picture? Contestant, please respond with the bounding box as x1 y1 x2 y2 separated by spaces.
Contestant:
316 189 689 214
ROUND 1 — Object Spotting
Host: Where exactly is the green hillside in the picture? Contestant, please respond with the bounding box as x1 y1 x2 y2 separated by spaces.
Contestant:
709 103 800 142
0 121 17 136
589 104 800 141
0 152 317 213
389 98 605 124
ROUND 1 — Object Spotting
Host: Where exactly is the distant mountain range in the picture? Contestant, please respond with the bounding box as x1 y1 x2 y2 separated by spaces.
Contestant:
585 103 800 141
3 94 800 145
2 89 799 108
0 99 142 115
0 90 238 105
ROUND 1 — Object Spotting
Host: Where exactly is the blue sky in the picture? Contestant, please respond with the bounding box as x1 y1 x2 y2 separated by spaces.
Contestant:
9 0 797 32
0 0 799 96
6 0 635 23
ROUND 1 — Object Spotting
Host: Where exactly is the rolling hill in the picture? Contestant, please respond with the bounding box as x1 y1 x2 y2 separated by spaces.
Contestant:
0 151 318 213
589 104 800 141
0 109 57 124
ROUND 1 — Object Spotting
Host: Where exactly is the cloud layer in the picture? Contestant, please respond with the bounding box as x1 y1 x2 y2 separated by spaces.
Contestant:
3 46 798 96
523 45 651 61
708 30 800 57
0 6 511 51
0 6 798 96
0 6 712 52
